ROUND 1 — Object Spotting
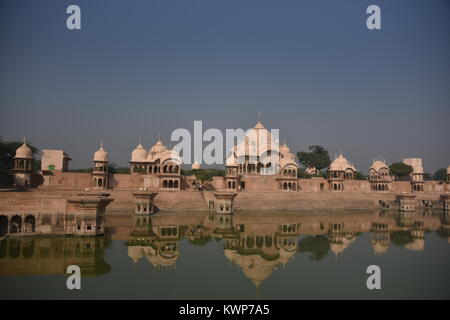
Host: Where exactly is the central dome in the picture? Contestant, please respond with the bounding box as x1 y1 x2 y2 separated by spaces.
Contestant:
150 139 167 155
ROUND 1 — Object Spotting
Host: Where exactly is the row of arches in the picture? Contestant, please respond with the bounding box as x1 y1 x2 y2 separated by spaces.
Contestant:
227 181 236 189
283 169 297 177
93 177 107 188
162 179 179 189
237 162 272 175
13 159 32 170
369 170 390 181
0 215 36 235
160 227 178 237
131 163 180 175
372 183 389 191
329 170 354 179
282 182 297 191
331 183 343 191
413 184 424 192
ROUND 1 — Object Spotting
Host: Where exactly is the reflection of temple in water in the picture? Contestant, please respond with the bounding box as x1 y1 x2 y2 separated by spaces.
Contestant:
125 215 181 269
1 210 450 282
0 237 111 277
105 209 450 287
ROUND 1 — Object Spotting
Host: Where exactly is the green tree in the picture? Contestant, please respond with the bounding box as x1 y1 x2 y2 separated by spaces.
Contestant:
182 168 225 181
297 168 311 179
354 171 367 180
297 145 331 171
389 162 413 180
298 235 330 261
432 168 447 181
0 138 39 187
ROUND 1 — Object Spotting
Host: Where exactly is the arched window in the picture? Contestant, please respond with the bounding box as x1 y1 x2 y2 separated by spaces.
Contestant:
10 215 22 233
174 180 179 188
169 180 174 188
163 180 168 188
24 215 36 233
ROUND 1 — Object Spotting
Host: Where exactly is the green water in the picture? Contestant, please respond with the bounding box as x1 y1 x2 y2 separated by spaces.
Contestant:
1 210 449 299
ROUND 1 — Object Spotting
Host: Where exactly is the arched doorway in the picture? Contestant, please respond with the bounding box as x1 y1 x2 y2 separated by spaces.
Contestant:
24 215 36 233
10 215 22 234
0 215 8 235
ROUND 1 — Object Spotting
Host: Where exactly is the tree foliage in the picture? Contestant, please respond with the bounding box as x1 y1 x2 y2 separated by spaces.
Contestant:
354 171 367 180
182 168 226 183
389 162 413 179
432 168 447 181
0 138 39 187
296 145 331 171
298 235 330 261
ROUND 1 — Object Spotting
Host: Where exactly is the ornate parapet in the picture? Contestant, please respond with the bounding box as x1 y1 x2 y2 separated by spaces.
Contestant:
213 192 238 214
132 190 158 215
396 194 416 212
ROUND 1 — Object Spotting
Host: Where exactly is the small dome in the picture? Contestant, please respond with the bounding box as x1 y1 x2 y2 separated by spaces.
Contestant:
191 161 201 170
15 142 32 159
149 139 167 155
329 154 356 172
370 160 389 172
279 141 290 155
131 143 148 162
93 144 109 162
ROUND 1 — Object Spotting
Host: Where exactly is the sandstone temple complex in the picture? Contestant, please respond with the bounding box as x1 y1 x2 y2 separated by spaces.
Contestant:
1 119 449 237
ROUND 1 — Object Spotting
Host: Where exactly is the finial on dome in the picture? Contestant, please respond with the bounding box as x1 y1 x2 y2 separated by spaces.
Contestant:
100 141 103 148
138 137 142 145
23 136 26 144
258 110 262 122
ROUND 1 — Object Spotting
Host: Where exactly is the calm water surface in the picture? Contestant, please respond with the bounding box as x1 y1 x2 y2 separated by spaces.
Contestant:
1 210 449 299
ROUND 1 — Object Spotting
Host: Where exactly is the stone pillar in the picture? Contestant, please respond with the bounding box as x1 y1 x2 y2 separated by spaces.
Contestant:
396 194 416 212
213 192 237 214
132 190 158 215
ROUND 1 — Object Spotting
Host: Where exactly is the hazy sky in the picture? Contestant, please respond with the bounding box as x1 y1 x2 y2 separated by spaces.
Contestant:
0 0 449 172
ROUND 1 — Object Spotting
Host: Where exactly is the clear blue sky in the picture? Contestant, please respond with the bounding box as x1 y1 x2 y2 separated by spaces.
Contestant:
0 0 449 172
